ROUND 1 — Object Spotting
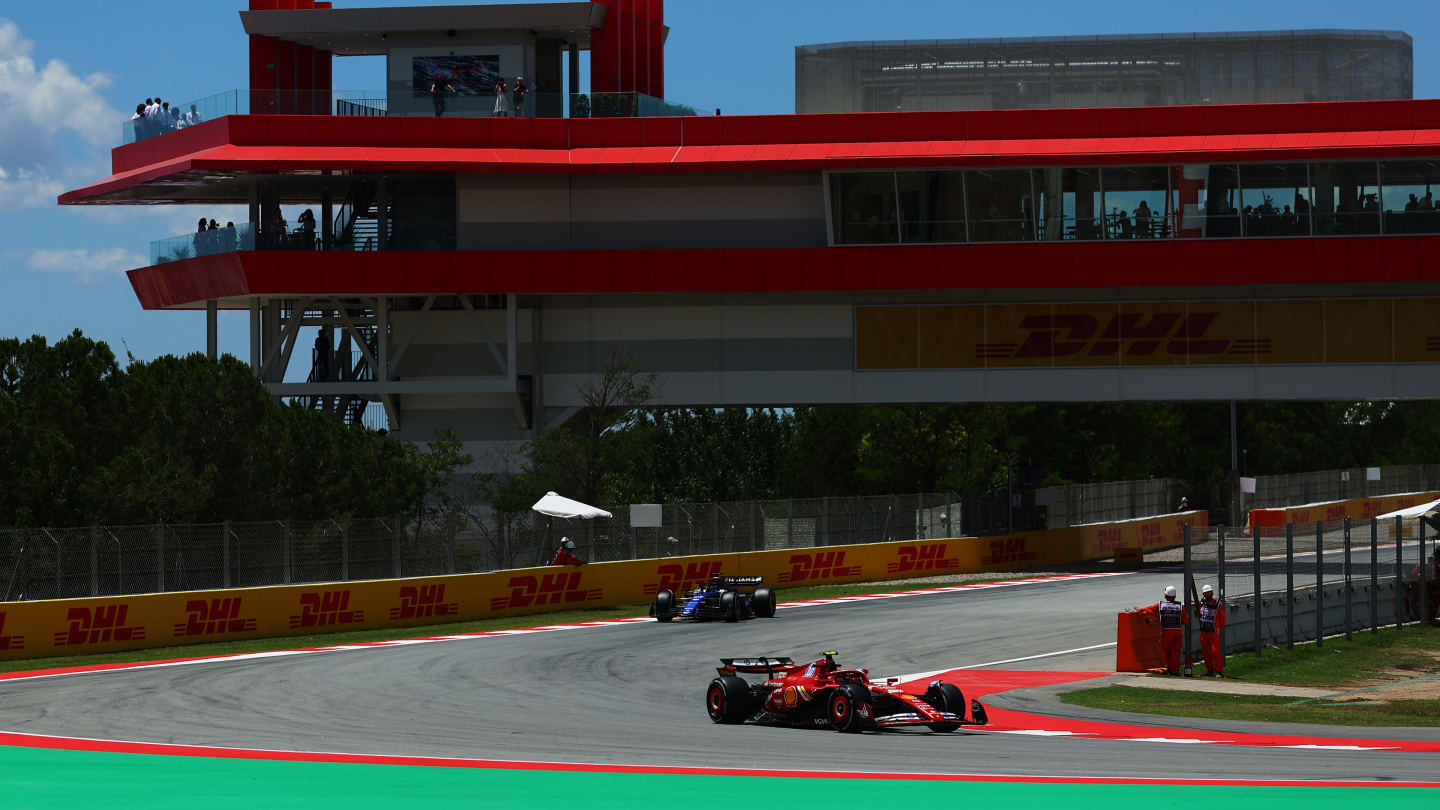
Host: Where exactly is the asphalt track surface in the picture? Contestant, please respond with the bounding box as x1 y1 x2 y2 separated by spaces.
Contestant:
1 568 1437 782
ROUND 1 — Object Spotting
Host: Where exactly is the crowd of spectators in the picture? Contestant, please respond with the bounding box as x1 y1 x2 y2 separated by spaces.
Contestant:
131 97 203 141
192 218 240 256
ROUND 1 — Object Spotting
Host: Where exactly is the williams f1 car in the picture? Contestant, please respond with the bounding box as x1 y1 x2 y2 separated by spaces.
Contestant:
651 575 777 623
705 652 989 733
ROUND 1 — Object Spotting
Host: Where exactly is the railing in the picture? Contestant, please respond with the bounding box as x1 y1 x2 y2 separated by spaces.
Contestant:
151 223 255 264
148 218 460 265
122 90 240 145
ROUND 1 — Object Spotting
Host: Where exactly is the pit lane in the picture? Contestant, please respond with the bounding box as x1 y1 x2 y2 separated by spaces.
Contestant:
0 568 1436 782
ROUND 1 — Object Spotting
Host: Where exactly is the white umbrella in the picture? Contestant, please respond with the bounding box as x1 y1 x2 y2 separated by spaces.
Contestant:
532 491 613 520
1377 497 1440 520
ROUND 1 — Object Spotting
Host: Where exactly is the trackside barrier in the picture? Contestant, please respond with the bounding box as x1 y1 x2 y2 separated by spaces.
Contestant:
1115 610 1164 671
0 510 1207 661
1249 491 1440 534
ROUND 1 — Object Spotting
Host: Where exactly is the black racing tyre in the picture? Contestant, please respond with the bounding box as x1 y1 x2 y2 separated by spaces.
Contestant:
752 587 777 618
653 589 674 622
720 591 740 623
706 676 752 724
828 684 872 733
923 682 965 732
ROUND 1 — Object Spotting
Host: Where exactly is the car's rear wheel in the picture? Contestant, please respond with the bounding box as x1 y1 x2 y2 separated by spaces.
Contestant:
653 589 674 622
752 587 777 618
706 676 752 724
828 684 871 733
720 591 740 623
923 682 965 732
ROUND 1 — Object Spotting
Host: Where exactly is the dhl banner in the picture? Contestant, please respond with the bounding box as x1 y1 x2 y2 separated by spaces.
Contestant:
0 511 1207 661
1249 491 1440 530
856 299 1440 369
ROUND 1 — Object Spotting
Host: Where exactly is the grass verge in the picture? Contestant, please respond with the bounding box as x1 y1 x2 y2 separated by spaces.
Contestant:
1059 625 1440 727
1059 685 1440 727
0 575 1012 674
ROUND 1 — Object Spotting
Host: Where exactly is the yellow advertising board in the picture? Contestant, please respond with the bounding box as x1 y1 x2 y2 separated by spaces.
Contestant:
0 513 1209 662
856 299 1440 369
1251 491 1440 528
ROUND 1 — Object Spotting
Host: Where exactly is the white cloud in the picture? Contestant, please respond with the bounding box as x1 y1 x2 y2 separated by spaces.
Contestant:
26 247 146 285
0 18 121 209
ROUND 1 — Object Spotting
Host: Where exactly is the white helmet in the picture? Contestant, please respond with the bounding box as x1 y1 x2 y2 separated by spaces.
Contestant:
1202 584 1214 595
562 538 575 549
1163 585 1177 598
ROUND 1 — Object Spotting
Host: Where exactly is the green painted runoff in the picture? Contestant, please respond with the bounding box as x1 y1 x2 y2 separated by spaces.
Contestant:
0 746 1433 809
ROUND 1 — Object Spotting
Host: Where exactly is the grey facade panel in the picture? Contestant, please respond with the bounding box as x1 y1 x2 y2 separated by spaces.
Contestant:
457 219 826 250
796 30 1413 113
541 337 854 374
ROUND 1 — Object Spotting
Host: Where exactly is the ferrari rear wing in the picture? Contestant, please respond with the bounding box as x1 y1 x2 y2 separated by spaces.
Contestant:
719 656 794 676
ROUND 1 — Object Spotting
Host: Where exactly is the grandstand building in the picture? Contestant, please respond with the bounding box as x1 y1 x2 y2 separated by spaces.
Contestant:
61 2 1440 468
796 30 1413 114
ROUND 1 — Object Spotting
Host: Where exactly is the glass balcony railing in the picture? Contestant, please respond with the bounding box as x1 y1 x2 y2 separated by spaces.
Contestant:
149 217 461 265
152 223 254 264
121 87 708 146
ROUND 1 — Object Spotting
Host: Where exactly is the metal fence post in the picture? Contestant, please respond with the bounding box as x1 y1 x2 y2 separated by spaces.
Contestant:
283 520 292 585
1252 523 1262 657
821 496 829 545
156 522 165 593
1395 515 1404 630
713 503 720 555
89 526 98 597
341 521 350 581
1343 517 1353 641
393 517 402 579
787 499 794 549
222 521 231 589
1315 521 1324 646
1285 523 1294 649
1370 517 1378 635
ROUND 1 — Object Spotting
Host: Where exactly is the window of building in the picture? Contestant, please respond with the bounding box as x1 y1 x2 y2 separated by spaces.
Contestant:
830 172 899 244
1239 163 1311 237
1311 162 1381 235
1379 160 1440 234
1172 164 1240 238
898 171 967 243
967 169 1034 242
1101 166 1170 239
1034 168 1102 240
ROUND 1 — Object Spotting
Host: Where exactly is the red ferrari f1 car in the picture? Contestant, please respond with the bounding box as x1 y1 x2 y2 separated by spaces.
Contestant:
705 652 989 733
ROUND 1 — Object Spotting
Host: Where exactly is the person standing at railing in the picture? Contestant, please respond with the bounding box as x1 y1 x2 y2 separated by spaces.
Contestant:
493 80 512 118
1135 200 1153 238
511 77 529 118
430 76 456 117
1197 584 1226 677
298 209 317 249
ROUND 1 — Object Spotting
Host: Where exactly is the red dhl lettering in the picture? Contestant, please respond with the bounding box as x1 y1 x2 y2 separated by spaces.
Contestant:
777 551 861 584
389 584 460 620
289 591 365 629
887 544 960 574
0 611 22 652
982 537 1038 565
1140 523 1163 546
644 561 725 596
1092 527 1124 553
173 598 257 638
1325 505 1347 521
1362 499 1386 518
1292 510 1312 525
52 605 146 646
490 573 603 611
993 312 1268 360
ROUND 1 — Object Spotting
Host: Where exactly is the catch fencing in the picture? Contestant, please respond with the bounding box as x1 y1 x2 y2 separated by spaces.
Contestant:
0 493 962 602
1180 514 1437 661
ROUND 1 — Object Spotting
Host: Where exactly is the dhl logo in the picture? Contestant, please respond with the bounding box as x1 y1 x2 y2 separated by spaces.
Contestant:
887 544 960 574
288 590 365 629
173 597 257 638
1325 505 1347 521
982 537 1038 565
777 551 860 584
0 611 23 652
389 584 459 620
53 605 146 647
643 561 724 596
1091 527 1124 554
1140 523 1163 546
1291 510 1313 525
490 573 603 611
978 312 1271 360
1362 499 1387 518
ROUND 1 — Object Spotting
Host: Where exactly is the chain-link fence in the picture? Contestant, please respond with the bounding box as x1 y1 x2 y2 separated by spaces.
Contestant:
0 493 963 602
1181 512 1437 661
1251 463 1440 509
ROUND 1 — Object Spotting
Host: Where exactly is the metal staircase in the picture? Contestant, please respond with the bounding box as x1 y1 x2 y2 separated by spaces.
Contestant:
332 182 389 251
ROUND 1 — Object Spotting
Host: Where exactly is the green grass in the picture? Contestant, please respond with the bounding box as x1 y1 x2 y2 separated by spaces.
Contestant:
0 575 1007 674
1060 685 1440 727
1059 625 1440 727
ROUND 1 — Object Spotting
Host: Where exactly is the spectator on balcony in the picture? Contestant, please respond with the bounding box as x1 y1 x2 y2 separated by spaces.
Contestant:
179 104 203 129
297 209 317 249
430 76 457 117
1134 200 1152 237
511 76 529 118
196 217 213 255
131 103 148 140
493 80 512 118
223 222 238 251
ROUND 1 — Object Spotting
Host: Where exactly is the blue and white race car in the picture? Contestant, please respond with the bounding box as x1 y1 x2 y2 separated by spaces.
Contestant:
651 575 778 623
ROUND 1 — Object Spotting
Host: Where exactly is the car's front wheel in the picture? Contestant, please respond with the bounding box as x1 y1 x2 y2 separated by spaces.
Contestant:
706 676 752 724
828 684 872 733
653 589 674 622
923 681 965 732
720 591 740 623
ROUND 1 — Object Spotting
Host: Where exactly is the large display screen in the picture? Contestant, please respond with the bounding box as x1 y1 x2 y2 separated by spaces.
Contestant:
412 55 500 95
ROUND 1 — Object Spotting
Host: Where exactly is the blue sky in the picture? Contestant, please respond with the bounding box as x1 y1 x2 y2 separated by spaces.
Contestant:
1 0 1436 363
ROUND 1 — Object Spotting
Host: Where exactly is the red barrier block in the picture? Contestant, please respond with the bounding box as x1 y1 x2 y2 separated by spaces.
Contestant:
1115 610 1163 672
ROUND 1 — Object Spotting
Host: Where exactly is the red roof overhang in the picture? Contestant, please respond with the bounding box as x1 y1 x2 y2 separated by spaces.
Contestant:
63 99 1440 205
129 237 1440 310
